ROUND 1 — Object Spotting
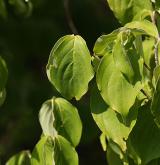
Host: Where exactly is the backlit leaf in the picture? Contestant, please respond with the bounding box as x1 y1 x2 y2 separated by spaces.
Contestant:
6 150 31 165
39 97 82 147
47 35 94 100
31 136 78 165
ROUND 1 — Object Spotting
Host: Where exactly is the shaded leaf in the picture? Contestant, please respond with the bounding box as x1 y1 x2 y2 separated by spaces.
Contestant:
151 77 160 127
107 145 123 165
128 104 160 164
0 0 7 19
0 88 6 106
8 0 33 18
0 56 8 91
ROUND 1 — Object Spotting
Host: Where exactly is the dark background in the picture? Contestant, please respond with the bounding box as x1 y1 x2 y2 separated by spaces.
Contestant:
0 0 120 164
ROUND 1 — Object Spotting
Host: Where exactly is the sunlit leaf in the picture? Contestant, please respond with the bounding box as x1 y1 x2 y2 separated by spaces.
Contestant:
6 150 31 165
125 20 159 38
90 85 137 151
96 53 139 117
106 0 152 24
47 35 94 100
31 135 78 165
39 97 82 147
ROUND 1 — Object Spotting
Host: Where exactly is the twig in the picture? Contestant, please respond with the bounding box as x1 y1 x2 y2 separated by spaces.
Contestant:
64 0 78 35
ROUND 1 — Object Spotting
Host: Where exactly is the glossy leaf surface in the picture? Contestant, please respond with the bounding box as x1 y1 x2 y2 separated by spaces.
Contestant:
90 86 137 151
39 97 82 147
47 35 94 100
125 20 159 38
96 53 138 117
31 136 78 165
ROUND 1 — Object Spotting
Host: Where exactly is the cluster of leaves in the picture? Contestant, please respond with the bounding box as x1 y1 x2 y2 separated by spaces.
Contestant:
6 97 82 165
3 0 160 165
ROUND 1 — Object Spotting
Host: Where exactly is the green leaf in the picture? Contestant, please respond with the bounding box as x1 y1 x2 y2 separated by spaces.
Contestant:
31 135 78 165
128 104 160 164
93 28 146 57
93 29 119 56
96 53 139 117
90 85 137 151
46 35 94 100
113 32 142 84
8 0 33 18
6 150 31 165
39 97 82 147
143 38 155 69
0 56 8 91
106 0 152 24
100 133 107 151
0 88 6 106
107 146 123 165
125 20 159 38
151 77 160 127
0 0 7 19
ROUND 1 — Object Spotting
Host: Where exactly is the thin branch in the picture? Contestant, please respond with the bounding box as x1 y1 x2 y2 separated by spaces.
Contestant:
64 0 78 35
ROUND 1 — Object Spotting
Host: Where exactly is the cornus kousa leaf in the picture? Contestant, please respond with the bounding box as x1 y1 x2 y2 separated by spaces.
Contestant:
46 35 94 100
93 29 119 56
93 27 146 57
39 97 82 147
106 0 153 24
6 150 31 165
113 32 142 84
143 38 155 70
0 56 8 91
128 104 160 165
90 86 137 152
96 52 139 117
31 136 78 165
125 20 159 38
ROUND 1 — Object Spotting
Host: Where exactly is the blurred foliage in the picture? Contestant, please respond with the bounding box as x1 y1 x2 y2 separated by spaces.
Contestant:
0 0 120 164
